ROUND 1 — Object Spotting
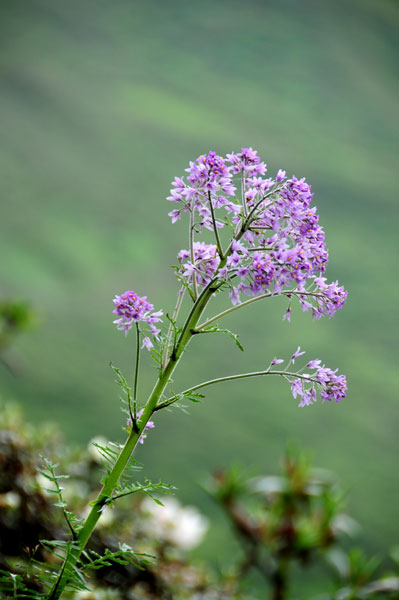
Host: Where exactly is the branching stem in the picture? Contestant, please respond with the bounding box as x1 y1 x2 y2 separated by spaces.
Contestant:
241 171 247 217
154 369 318 411
245 184 283 229
132 323 140 425
208 191 224 258
197 290 325 330
189 202 198 300
161 287 185 370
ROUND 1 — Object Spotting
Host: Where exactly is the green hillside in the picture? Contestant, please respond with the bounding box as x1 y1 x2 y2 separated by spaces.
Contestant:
1 0 397 594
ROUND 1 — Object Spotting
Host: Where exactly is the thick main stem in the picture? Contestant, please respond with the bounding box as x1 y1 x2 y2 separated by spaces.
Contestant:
48 280 218 599
49 212 251 598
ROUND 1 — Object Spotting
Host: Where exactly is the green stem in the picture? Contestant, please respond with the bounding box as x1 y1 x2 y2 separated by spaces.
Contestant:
198 291 274 329
154 369 318 411
189 203 198 301
241 172 247 217
197 290 326 330
245 184 282 227
208 191 223 258
161 286 185 371
132 323 140 423
272 557 289 600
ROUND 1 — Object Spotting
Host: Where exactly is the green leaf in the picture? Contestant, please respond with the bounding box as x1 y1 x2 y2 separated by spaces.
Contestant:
36 458 80 540
197 326 244 352
81 545 154 573
109 362 133 417
182 390 205 403
108 478 175 504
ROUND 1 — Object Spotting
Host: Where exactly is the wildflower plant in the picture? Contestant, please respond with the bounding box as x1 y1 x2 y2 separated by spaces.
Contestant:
0 148 348 598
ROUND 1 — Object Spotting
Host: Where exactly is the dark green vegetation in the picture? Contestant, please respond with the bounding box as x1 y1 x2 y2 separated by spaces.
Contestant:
2 403 398 599
0 0 397 595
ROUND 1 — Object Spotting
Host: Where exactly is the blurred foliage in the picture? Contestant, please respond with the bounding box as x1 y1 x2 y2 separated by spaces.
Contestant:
206 455 399 598
0 300 35 373
0 402 220 599
0 0 397 589
0 404 398 599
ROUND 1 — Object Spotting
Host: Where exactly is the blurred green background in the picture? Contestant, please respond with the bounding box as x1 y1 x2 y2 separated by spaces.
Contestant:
1 0 398 593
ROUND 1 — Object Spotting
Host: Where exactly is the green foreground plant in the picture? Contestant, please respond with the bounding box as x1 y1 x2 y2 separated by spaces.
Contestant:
0 403 398 599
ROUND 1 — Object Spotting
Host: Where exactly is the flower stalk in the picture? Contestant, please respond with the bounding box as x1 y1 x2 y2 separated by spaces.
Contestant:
153 369 321 412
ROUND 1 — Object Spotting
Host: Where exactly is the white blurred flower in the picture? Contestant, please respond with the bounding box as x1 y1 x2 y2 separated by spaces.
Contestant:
0 491 21 509
88 436 108 463
141 497 208 550
75 589 120 600
251 475 286 494
332 514 361 537
75 592 94 600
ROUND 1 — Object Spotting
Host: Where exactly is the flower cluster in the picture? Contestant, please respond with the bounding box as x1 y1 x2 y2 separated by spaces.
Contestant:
168 148 347 320
177 242 220 288
225 147 267 176
311 277 347 320
113 290 162 347
315 366 348 404
167 150 238 229
273 348 347 407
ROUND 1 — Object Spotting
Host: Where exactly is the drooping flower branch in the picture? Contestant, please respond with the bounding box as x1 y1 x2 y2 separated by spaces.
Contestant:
154 347 347 412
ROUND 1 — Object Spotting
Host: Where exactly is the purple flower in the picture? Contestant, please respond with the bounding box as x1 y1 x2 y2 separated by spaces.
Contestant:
306 359 321 370
141 336 153 351
298 388 316 407
285 351 347 407
271 357 284 365
228 286 242 305
113 291 163 340
282 306 292 322
291 346 306 362
225 147 267 176
178 242 220 288
291 379 303 399
315 366 347 403
276 169 286 182
168 209 181 224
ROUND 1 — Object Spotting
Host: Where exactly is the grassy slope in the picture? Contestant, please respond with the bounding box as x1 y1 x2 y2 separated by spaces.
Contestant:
0 0 397 593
